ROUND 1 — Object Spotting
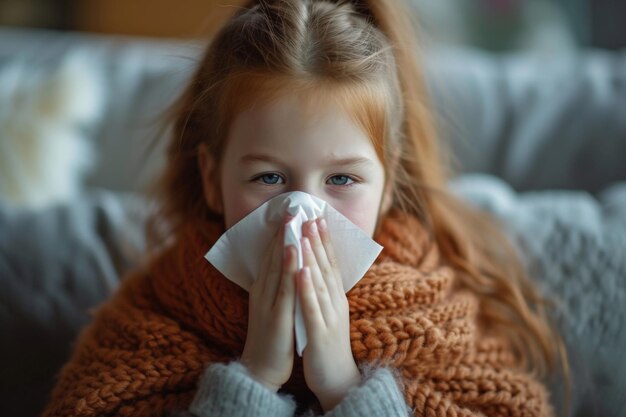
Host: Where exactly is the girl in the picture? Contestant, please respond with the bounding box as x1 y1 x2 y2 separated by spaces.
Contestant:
43 0 569 416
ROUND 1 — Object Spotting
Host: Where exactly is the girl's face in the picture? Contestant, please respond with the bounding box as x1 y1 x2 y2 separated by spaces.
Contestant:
200 92 388 237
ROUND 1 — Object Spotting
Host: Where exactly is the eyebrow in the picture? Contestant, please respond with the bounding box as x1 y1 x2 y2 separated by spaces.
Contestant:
239 153 375 168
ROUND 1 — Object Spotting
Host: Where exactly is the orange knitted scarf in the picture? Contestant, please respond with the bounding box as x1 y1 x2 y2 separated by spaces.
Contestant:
43 208 554 417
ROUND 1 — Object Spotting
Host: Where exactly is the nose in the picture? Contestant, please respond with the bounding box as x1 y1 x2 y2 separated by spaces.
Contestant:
286 181 322 201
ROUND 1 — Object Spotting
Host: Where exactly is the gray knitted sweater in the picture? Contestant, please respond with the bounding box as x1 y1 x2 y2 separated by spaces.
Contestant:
175 361 412 417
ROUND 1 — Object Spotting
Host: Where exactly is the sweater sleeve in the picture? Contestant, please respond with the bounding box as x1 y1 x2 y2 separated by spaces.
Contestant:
184 361 297 417
321 365 412 417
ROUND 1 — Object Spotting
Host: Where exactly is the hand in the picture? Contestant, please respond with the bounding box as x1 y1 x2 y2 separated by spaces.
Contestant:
297 218 361 412
240 215 298 392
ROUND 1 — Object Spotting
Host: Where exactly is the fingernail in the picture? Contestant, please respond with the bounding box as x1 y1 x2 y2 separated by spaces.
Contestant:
310 221 318 236
303 237 311 251
319 218 327 231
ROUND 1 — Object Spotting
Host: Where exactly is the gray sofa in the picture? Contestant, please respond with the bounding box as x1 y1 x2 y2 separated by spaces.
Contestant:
0 26 625 417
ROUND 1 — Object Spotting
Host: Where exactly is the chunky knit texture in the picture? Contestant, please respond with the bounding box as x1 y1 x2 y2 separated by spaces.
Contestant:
42 208 554 417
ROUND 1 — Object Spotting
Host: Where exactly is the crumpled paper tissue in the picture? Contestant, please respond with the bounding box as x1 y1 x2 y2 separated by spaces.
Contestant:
204 191 383 356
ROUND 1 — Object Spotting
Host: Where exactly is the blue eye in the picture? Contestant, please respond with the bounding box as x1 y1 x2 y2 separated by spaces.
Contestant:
328 175 354 186
255 173 283 185
251 173 358 188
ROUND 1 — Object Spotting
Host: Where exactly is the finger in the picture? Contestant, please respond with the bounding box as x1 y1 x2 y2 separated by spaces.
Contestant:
264 220 291 300
253 224 280 296
305 220 340 302
273 244 297 312
297 266 325 338
316 217 344 293
301 235 334 326
252 233 275 296
262 217 290 297
272 244 297 354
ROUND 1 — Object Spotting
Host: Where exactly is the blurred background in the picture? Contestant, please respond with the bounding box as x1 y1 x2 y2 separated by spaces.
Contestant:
1 0 625 49
0 2 625 417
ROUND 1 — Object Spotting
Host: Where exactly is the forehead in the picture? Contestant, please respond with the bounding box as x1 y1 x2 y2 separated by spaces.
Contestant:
225 92 376 158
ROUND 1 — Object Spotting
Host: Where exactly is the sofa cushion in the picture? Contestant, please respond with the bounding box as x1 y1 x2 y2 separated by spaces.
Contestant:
0 189 149 417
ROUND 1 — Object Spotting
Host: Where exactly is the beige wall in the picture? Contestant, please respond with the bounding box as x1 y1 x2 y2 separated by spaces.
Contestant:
75 0 236 38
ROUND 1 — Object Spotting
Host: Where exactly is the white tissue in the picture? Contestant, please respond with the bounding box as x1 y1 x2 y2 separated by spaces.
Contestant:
204 191 383 356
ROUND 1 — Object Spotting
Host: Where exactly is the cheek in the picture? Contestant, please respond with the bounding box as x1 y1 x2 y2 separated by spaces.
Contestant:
330 193 381 237
222 192 266 229
220 173 263 229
